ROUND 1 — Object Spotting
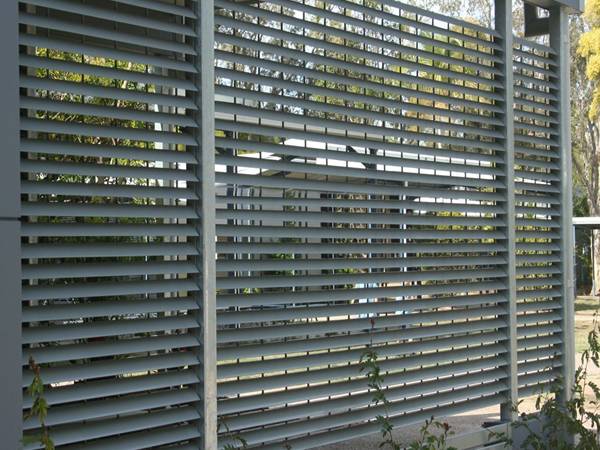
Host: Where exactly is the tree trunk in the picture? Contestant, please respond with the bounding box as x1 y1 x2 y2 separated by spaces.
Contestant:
592 229 600 296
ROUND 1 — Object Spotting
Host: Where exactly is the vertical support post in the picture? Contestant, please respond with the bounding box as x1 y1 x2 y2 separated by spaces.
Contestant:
0 0 21 449
495 0 518 423
550 5 575 403
194 1 217 448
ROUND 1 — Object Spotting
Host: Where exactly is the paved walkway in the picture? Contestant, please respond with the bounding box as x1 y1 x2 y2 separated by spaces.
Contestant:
314 406 500 449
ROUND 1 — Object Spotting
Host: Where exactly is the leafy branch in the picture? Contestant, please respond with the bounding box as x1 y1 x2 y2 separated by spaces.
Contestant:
407 418 458 450
22 356 54 450
219 418 248 450
509 307 600 449
360 318 457 450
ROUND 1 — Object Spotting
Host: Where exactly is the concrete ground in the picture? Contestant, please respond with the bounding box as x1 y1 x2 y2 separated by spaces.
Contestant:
314 406 501 449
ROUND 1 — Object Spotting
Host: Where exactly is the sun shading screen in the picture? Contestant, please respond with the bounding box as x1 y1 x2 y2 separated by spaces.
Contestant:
513 37 564 397
214 0 513 447
14 0 572 449
19 0 206 448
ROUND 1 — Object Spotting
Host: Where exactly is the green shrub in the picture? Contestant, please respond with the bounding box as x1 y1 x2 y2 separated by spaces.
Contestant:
22 357 54 450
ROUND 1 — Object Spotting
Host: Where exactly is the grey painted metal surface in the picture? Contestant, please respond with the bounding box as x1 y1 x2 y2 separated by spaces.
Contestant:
213 0 524 448
0 1 21 449
526 0 583 13
573 216 600 226
495 0 519 423
18 0 208 448
0 221 22 450
512 31 564 406
551 4 576 402
0 1 20 220
11 0 575 449
196 1 218 448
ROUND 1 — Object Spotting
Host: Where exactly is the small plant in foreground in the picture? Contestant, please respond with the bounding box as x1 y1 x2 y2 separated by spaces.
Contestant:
360 318 457 450
407 418 457 450
22 356 54 450
507 308 600 449
222 437 248 450
219 419 248 450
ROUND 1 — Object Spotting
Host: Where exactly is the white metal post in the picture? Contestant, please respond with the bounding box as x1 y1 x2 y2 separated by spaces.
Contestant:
495 0 519 423
195 1 217 448
550 4 575 403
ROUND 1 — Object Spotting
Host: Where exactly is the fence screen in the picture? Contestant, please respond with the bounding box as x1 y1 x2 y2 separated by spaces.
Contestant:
19 1 207 448
215 0 508 448
12 0 572 449
513 38 564 398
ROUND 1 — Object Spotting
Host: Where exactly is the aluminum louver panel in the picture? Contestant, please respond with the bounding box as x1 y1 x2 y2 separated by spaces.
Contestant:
513 37 563 396
19 0 207 448
215 0 509 447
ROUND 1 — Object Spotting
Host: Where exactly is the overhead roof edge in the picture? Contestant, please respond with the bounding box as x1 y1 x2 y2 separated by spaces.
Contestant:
523 0 584 14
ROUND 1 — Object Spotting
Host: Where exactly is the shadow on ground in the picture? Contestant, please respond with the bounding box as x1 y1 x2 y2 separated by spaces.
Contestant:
314 409 500 449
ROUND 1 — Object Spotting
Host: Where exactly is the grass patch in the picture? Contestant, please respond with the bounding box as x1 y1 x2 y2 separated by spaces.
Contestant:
576 296 600 353
576 296 600 314
576 318 596 353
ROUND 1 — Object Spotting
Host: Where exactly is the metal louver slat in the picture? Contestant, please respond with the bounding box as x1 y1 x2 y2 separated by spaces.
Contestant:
23 334 199 364
220 357 504 416
22 370 199 409
218 280 507 308
22 316 199 344
217 255 506 272
215 33 502 103
217 268 506 291
218 318 507 363
26 407 200 449
222 370 507 434
217 295 505 325
213 12 501 83
22 203 196 219
23 389 199 430
22 352 200 387
22 260 198 279
220 342 507 398
21 223 198 237
21 96 198 127
22 278 198 301
24 0 196 36
216 87 503 137
21 159 197 180
219 329 505 382
19 13 196 55
58 425 201 450
20 138 197 163
19 34 197 72
265 0 501 59
256 395 504 450
116 0 198 17
22 181 197 200
20 54 198 91
216 69 504 126
215 136 504 165
21 117 195 145
22 242 197 259
223 383 506 447
214 52 503 113
20 75 197 109
217 102 504 151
